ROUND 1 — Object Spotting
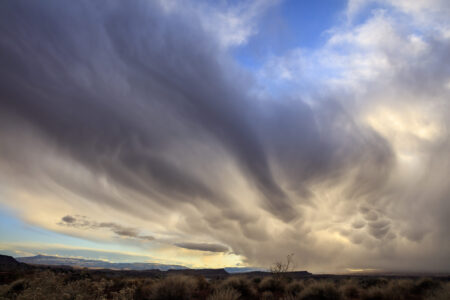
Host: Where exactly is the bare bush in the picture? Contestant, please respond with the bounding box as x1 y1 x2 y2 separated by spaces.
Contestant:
271 253 295 279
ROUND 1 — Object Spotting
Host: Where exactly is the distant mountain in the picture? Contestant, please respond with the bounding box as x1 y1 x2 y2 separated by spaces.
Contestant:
16 255 188 271
14 255 310 276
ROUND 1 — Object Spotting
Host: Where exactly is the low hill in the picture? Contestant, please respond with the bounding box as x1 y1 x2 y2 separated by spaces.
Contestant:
0 255 22 271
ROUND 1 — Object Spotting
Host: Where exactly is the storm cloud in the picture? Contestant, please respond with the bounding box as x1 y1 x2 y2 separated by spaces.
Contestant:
0 0 449 272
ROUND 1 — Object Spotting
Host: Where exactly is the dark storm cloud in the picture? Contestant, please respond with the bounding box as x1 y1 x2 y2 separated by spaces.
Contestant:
1 0 449 272
175 242 229 253
0 0 394 222
0 0 295 220
0 0 394 264
59 215 154 241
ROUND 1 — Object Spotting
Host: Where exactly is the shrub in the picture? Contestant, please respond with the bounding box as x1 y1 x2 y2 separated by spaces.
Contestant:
220 276 256 298
360 286 393 300
363 278 422 300
207 288 240 300
111 286 136 300
258 276 286 294
1 267 447 300
298 281 342 300
425 282 450 300
134 279 155 300
412 278 441 295
286 280 304 296
193 276 211 299
340 280 360 299
252 277 262 285
358 278 388 289
6 279 27 295
261 291 275 300
150 275 196 300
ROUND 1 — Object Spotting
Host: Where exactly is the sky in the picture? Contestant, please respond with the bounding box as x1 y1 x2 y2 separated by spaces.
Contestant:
0 0 449 273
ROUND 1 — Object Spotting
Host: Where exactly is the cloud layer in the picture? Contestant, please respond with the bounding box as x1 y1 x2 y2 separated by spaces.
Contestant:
59 215 154 241
0 0 449 272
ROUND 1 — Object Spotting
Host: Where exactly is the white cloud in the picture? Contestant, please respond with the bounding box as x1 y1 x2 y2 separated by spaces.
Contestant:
259 7 433 94
347 0 450 37
203 0 280 47
160 0 280 48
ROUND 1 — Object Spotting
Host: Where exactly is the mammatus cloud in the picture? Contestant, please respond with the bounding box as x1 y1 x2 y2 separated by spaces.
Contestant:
0 0 449 272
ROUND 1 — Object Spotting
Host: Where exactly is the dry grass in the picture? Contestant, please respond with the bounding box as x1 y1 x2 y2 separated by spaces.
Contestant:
207 288 240 300
219 276 256 298
285 280 304 296
297 281 341 300
258 276 287 294
0 268 449 300
149 275 197 300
